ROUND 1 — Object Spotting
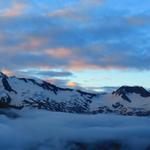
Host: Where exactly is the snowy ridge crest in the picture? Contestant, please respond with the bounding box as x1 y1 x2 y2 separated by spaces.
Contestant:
0 72 150 116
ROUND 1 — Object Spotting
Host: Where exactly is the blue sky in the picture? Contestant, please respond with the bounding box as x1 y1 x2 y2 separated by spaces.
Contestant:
0 0 150 91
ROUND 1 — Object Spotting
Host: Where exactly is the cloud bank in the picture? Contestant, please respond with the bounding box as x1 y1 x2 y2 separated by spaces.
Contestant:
0 0 150 88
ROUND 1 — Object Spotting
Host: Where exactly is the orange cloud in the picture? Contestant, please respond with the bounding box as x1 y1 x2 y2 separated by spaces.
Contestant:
67 60 100 71
66 60 128 71
45 48 72 58
1 36 48 54
67 82 77 87
1 69 14 76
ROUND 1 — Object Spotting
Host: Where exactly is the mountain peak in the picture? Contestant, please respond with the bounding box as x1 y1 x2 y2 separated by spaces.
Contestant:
0 72 7 78
113 86 150 97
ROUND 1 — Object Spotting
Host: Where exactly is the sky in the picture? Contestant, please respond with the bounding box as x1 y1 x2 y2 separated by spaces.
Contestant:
0 0 150 91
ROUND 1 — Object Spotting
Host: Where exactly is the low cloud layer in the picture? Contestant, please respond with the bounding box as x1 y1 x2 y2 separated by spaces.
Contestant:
0 110 150 150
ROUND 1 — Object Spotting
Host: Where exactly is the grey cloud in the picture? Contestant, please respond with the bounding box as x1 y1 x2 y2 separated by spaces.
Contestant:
37 70 73 77
0 0 150 73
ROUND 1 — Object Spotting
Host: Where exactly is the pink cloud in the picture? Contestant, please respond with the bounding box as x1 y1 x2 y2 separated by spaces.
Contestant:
45 48 72 58
66 59 128 71
0 2 26 17
1 68 14 76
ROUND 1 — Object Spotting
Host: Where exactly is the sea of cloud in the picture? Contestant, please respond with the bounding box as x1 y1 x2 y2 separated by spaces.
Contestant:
0 109 149 150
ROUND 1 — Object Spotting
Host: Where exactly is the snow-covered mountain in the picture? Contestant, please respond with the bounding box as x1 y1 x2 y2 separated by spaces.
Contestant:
91 86 150 116
0 72 97 113
0 72 150 116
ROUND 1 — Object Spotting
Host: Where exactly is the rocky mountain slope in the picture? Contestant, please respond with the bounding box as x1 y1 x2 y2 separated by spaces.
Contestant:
0 72 150 116
91 86 150 116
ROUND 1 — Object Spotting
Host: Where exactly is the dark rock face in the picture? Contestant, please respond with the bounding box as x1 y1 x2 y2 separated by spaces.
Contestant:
77 90 97 99
92 102 150 117
0 94 11 103
18 78 28 83
1 78 17 94
112 86 150 102
113 86 150 97
23 98 90 114
0 94 23 110
121 94 131 103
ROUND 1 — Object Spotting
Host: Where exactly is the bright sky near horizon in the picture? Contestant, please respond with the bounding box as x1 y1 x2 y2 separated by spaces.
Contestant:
0 0 150 91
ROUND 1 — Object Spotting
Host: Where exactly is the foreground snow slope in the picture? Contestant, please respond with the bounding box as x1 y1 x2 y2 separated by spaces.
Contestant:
0 109 150 150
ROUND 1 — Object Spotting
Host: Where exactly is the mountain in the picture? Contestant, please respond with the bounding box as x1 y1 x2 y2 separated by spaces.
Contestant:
91 86 150 116
0 72 97 113
0 72 150 116
112 86 150 102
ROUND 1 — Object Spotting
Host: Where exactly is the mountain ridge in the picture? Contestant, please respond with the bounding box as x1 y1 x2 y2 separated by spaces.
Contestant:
0 72 150 116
